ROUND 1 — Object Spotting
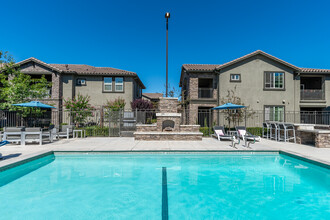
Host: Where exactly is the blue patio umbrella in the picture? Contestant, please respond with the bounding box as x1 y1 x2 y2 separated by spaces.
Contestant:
212 103 246 128
12 101 55 127
212 103 245 110
12 101 55 109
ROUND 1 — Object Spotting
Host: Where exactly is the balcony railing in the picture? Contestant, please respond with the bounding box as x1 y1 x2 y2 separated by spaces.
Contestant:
300 89 325 100
198 88 213 98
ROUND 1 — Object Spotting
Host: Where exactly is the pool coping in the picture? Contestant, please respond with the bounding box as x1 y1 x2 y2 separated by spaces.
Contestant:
0 149 329 172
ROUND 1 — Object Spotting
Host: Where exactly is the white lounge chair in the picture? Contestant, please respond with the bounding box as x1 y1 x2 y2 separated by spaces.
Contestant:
212 126 239 148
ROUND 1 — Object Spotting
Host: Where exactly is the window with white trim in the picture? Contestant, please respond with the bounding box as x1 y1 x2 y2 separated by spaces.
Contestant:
104 77 112 91
115 77 123 91
230 74 241 82
265 72 284 89
265 106 285 122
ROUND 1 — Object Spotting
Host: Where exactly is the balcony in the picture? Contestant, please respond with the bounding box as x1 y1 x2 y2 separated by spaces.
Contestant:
198 88 213 98
300 89 325 100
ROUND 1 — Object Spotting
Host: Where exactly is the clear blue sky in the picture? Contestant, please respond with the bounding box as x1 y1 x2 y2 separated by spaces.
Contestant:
1 0 330 93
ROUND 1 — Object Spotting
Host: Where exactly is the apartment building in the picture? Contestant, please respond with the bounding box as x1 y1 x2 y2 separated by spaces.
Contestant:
16 57 145 110
180 50 330 125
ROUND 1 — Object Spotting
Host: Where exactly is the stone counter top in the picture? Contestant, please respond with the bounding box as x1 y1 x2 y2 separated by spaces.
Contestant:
298 129 330 134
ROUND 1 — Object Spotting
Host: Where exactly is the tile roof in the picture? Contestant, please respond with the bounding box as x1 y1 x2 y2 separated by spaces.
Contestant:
16 57 145 88
142 93 163 100
217 50 301 71
300 68 330 73
182 64 219 72
180 50 330 86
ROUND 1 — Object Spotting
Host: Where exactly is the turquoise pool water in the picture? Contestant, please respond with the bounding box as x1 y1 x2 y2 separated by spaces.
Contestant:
0 153 329 219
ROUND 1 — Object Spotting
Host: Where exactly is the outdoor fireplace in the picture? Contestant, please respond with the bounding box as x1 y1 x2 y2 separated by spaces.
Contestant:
134 97 202 140
162 120 175 131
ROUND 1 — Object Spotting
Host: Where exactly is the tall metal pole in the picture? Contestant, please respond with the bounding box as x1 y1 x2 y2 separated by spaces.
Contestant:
165 12 170 97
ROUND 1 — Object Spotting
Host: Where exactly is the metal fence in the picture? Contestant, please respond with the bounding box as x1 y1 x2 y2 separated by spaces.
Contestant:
1 109 330 137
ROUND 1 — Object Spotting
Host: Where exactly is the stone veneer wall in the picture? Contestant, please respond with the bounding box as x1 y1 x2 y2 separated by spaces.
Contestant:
315 134 330 148
158 97 178 113
295 131 315 146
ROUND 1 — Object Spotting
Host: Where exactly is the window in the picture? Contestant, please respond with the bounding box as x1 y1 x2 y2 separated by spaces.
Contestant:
115 77 123 91
104 77 112 91
265 106 285 122
230 74 241 82
76 78 86 86
265 72 284 89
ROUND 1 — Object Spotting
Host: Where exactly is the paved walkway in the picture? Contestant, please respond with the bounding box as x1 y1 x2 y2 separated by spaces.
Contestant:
0 137 329 169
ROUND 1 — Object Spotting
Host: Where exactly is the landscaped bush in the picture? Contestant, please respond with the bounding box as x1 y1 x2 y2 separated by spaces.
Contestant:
199 127 211 136
246 127 263 136
81 126 119 137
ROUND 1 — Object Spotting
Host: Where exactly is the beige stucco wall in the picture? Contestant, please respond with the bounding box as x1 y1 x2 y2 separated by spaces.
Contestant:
218 55 300 112
72 76 134 109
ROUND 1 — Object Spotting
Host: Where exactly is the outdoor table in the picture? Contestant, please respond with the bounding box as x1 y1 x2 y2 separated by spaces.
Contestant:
73 129 86 138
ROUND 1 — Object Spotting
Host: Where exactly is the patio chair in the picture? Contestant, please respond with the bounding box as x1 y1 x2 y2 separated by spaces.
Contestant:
3 127 25 145
25 127 47 145
235 126 261 148
40 125 58 142
212 126 239 148
262 122 270 139
278 123 296 143
58 125 73 139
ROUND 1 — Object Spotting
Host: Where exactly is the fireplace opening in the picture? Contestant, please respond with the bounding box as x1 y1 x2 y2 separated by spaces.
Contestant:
162 120 175 131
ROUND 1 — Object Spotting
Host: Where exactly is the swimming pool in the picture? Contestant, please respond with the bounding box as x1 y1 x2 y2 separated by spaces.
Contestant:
0 153 329 219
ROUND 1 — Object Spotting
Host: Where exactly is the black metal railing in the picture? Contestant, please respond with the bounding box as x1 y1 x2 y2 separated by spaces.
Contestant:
300 89 325 100
198 88 213 98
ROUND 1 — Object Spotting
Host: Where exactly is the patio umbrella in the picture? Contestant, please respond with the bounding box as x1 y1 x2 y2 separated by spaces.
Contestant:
12 101 55 127
212 103 245 110
212 103 246 129
12 101 55 109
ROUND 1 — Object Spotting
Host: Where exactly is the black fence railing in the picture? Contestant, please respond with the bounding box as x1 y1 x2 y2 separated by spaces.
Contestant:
198 88 213 98
1 109 330 136
300 89 325 100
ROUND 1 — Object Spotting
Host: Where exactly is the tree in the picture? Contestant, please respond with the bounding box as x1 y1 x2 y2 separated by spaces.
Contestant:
104 98 126 111
63 93 95 127
162 83 180 98
103 98 126 126
131 99 153 110
0 51 52 118
220 86 255 128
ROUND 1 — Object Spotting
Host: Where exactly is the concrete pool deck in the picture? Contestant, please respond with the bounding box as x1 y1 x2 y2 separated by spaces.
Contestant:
0 137 329 170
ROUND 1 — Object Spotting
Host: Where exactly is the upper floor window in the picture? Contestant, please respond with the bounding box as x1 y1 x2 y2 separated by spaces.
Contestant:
104 77 112 91
76 78 86 86
230 74 241 82
265 72 284 89
115 77 123 91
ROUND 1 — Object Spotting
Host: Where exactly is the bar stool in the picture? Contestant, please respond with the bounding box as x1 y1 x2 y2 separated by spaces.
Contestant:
284 123 296 143
277 123 285 142
262 122 270 139
269 122 278 141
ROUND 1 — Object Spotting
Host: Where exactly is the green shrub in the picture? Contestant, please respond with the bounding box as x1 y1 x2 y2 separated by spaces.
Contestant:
199 127 211 136
81 126 120 137
151 119 157 124
247 127 263 136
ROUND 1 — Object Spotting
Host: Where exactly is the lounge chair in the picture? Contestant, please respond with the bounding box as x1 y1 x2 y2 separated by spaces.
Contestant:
3 127 25 145
212 126 239 148
235 126 261 148
0 140 10 147
58 125 73 139
0 140 10 159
